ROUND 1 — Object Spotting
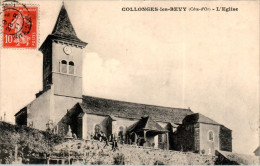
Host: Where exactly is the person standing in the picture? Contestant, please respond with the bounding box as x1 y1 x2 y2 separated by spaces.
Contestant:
103 136 109 148
114 139 119 151
112 139 119 151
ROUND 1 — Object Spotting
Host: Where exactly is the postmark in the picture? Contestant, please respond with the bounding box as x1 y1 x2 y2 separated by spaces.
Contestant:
1 1 38 49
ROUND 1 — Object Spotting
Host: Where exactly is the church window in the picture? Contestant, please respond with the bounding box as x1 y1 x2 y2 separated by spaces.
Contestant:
208 131 214 141
69 61 74 74
61 60 67 73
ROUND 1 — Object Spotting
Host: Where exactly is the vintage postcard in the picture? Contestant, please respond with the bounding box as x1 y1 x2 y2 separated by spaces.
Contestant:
0 0 259 165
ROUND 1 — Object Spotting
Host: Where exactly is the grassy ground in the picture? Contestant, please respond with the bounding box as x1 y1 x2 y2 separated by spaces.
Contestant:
0 121 62 164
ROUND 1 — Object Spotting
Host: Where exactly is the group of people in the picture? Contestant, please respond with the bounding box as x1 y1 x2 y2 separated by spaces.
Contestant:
93 131 106 142
92 131 119 151
104 139 119 151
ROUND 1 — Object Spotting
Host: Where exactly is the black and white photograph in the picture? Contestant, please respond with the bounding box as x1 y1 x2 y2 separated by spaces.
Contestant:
0 0 259 165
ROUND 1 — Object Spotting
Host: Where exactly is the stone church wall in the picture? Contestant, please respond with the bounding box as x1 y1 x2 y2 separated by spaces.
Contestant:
176 123 195 151
82 114 138 140
15 107 27 126
176 122 224 154
194 125 200 152
83 114 107 139
199 123 220 155
52 73 82 98
27 89 52 130
52 42 83 76
219 125 232 151
52 42 83 98
53 95 82 125
112 116 137 137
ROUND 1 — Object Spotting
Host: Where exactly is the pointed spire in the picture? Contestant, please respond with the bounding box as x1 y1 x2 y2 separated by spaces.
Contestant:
39 2 87 51
51 3 86 45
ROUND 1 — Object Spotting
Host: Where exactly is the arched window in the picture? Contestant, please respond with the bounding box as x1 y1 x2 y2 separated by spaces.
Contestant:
208 131 214 141
61 60 67 73
69 61 74 74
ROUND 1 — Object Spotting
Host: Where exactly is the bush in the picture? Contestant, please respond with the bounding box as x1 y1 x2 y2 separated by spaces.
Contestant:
113 153 125 165
0 122 63 164
91 158 104 165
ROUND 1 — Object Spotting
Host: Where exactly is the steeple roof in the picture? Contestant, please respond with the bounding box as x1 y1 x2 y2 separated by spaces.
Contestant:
50 4 86 45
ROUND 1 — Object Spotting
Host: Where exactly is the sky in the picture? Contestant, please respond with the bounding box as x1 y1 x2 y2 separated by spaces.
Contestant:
0 1 259 155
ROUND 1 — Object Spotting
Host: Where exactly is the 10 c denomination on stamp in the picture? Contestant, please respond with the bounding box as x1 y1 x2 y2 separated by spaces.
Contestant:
2 5 38 49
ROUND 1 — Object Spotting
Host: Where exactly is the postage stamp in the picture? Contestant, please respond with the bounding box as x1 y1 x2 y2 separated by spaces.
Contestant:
2 3 38 49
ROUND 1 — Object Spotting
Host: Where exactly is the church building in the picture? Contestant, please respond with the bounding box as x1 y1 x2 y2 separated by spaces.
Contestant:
15 4 232 155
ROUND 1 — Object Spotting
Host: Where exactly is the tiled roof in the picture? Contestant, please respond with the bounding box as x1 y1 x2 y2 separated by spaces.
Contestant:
128 116 168 133
81 95 193 124
51 4 86 44
183 113 220 125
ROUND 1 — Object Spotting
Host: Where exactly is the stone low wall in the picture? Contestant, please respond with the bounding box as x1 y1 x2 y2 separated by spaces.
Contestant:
114 144 216 165
56 140 217 165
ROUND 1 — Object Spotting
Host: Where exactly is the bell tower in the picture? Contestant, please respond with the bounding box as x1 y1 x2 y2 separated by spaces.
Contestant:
39 4 87 98
38 4 87 124
15 3 87 131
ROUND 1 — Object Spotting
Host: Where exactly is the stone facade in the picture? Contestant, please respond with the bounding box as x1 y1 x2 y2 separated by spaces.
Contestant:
176 119 232 154
51 42 83 98
219 125 232 152
15 88 52 130
176 123 196 152
53 95 82 125
199 123 220 155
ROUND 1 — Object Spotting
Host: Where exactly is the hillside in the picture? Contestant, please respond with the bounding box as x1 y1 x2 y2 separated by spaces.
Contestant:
0 121 217 165
1 121 258 165
52 139 217 165
0 121 63 164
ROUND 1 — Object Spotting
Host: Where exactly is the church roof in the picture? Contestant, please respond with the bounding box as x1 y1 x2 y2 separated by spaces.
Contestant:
80 95 193 124
37 3 88 50
128 116 168 133
182 113 220 125
51 4 85 43
39 4 87 51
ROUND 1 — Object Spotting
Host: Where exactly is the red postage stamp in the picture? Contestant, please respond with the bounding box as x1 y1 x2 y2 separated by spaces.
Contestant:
2 5 38 48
